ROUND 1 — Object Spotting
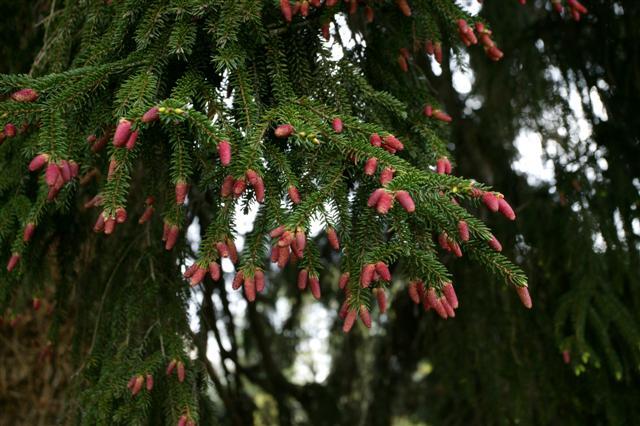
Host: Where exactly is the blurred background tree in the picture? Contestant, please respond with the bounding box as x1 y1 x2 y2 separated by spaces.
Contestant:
1 1 638 425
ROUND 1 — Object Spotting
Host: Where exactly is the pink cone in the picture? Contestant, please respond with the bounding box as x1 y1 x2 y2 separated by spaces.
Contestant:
498 198 516 220
327 227 340 250
11 88 39 102
29 154 49 171
458 220 470 242
7 253 20 272
364 157 378 175
442 282 459 309
482 192 499 212
275 123 294 138
218 140 231 166
332 117 343 133
309 275 321 300
141 106 159 123
359 305 372 328
374 288 387 313
360 264 375 288
516 286 532 309
342 309 357 333
113 119 132 147
376 191 394 214
395 190 415 213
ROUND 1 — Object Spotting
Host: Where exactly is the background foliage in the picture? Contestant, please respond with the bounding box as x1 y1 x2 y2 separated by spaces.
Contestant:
1 1 639 425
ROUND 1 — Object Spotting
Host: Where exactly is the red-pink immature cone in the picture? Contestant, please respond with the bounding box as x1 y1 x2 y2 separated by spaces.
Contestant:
177 361 185 383
232 271 244 290
3 123 16 137
562 350 571 364
7 253 20 272
441 297 456 318
376 191 394 214
280 0 292 22
141 106 159 123
23 223 36 242
115 207 127 224
183 263 198 279
146 374 154 391
125 130 139 150
364 157 378 175
270 225 286 238
244 275 256 301
270 246 279 263
178 415 188 426
208 262 221 281
11 88 39 102
396 0 411 16
276 230 291 248
226 237 238 264
516 286 533 309
216 242 229 258
295 228 306 253
255 269 265 293
165 225 179 250
342 309 358 333
488 235 502 252
327 227 340 250
332 117 343 133
190 267 207 287
113 119 132 147
338 300 349 319
93 214 105 233
218 140 231 166
131 375 144 396
374 288 387 313
297 269 308 290
370 133 382 147
360 264 375 288
108 159 117 180
380 167 394 185
221 175 234 197
367 188 385 207
288 185 301 204
277 247 290 268
29 153 49 171
375 261 391 281
442 282 459 309
321 23 330 41
458 220 470 242
433 110 452 123
395 190 415 213
32 297 42 311
104 217 116 235
427 288 448 319
339 272 350 290
232 178 246 197
59 161 71 181
275 123 294 138
359 305 372 328
383 134 404 151
498 198 516 220
450 241 463 258
309 275 321 300
138 206 155 224
166 359 177 376
175 181 188 205
408 281 421 304
45 163 60 186
482 192 499 212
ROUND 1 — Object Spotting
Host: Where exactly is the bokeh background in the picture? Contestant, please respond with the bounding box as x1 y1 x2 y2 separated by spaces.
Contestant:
1 0 639 424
